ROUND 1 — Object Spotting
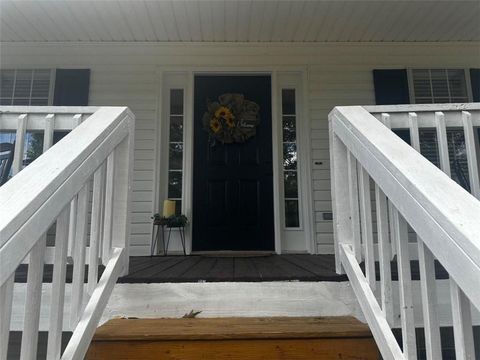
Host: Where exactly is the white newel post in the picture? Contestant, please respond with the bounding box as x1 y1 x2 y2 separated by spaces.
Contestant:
111 112 135 276
329 118 352 274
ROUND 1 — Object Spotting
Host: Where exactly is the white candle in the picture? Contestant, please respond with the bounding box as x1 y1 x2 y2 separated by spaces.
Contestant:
163 200 176 218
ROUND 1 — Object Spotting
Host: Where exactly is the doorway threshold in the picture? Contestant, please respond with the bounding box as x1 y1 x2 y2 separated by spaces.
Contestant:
192 251 275 258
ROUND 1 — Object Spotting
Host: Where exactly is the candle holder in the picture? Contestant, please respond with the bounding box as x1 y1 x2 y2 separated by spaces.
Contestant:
150 214 188 256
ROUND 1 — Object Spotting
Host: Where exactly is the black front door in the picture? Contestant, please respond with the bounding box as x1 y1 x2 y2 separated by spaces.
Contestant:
193 75 274 251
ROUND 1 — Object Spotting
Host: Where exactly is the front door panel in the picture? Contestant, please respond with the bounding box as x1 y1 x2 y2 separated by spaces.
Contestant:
192 75 274 251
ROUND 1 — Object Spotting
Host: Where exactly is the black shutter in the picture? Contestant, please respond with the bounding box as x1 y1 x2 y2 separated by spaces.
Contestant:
373 69 411 144
53 69 90 106
470 69 480 102
373 69 410 105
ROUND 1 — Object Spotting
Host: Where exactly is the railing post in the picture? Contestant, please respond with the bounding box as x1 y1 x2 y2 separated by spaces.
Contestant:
329 117 352 274
110 112 135 275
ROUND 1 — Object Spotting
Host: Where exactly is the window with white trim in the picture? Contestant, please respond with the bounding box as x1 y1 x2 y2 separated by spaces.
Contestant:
167 89 184 215
411 69 469 104
0 69 52 105
281 89 300 228
0 69 54 166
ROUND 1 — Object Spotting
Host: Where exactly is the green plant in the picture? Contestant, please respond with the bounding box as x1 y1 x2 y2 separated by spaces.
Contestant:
151 213 188 227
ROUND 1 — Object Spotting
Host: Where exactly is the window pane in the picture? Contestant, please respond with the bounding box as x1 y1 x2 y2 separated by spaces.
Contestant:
170 89 184 115
0 132 15 144
25 132 44 164
419 130 440 167
169 143 183 170
430 69 449 98
284 171 298 198
0 70 15 98
12 98 29 105
281 89 295 115
168 171 182 198
31 70 51 98
170 116 183 142
448 69 468 99
412 69 432 99
174 200 182 215
53 131 69 144
283 143 297 170
282 116 296 142
30 98 49 105
413 68 468 104
447 129 470 191
285 200 300 228
13 70 33 99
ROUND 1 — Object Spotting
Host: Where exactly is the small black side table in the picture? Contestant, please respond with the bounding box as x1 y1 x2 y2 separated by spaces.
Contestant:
150 220 186 256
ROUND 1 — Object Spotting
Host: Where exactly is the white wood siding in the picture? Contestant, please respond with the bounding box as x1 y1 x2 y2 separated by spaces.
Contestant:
1 42 479 255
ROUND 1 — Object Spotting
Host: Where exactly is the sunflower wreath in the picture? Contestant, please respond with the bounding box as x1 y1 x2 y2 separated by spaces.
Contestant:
202 93 260 145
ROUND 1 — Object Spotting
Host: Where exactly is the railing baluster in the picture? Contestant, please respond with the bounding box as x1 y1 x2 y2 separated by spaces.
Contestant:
43 114 55 152
435 111 451 176
409 112 442 360
329 124 352 274
67 196 77 258
418 242 442 359
102 152 115 265
374 185 393 325
381 113 397 260
347 152 362 262
394 209 417 359
88 164 106 294
12 114 28 175
462 111 480 198
46 205 70 360
70 181 91 327
450 281 475 360
20 235 47 360
0 274 14 360
73 113 83 128
358 166 375 290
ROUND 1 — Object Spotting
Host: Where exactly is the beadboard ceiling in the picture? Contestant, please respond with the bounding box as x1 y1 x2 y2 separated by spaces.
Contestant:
0 0 479 43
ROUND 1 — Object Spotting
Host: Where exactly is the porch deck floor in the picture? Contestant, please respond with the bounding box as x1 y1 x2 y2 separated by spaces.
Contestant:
13 254 450 283
118 254 346 283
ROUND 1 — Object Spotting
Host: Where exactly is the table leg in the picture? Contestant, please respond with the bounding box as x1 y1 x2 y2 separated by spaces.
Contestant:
179 227 186 256
150 224 156 256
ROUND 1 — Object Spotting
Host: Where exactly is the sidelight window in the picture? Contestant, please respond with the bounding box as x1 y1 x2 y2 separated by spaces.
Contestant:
167 89 184 214
281 89 300 228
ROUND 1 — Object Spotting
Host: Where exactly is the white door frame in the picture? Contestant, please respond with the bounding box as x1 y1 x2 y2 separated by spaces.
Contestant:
155 66 314 255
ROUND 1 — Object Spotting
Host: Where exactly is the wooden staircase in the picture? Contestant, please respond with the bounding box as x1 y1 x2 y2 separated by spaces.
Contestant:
87 316 379 359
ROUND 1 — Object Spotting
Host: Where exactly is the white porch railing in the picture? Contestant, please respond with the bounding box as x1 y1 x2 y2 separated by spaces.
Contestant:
329 104 480 360
0 106 134 359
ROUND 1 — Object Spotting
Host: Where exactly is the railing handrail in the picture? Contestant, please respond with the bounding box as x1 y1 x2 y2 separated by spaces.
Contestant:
330 105 480 308
364 103 480 128
364 102 480 113
330 104 480 359
0 105 134 360
0 107 133 284
0 106 99 131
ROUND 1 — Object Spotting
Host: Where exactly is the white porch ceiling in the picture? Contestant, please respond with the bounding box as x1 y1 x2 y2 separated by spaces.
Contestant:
0 0 479 43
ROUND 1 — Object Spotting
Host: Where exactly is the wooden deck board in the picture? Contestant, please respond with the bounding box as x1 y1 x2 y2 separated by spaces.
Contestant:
179 257 218 281
90 317 373 341
205 258 234 281
87 317 379 360
13 254 449 283
233 257 260 280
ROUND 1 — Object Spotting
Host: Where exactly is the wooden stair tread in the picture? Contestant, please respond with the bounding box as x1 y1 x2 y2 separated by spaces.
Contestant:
93 316 372 341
